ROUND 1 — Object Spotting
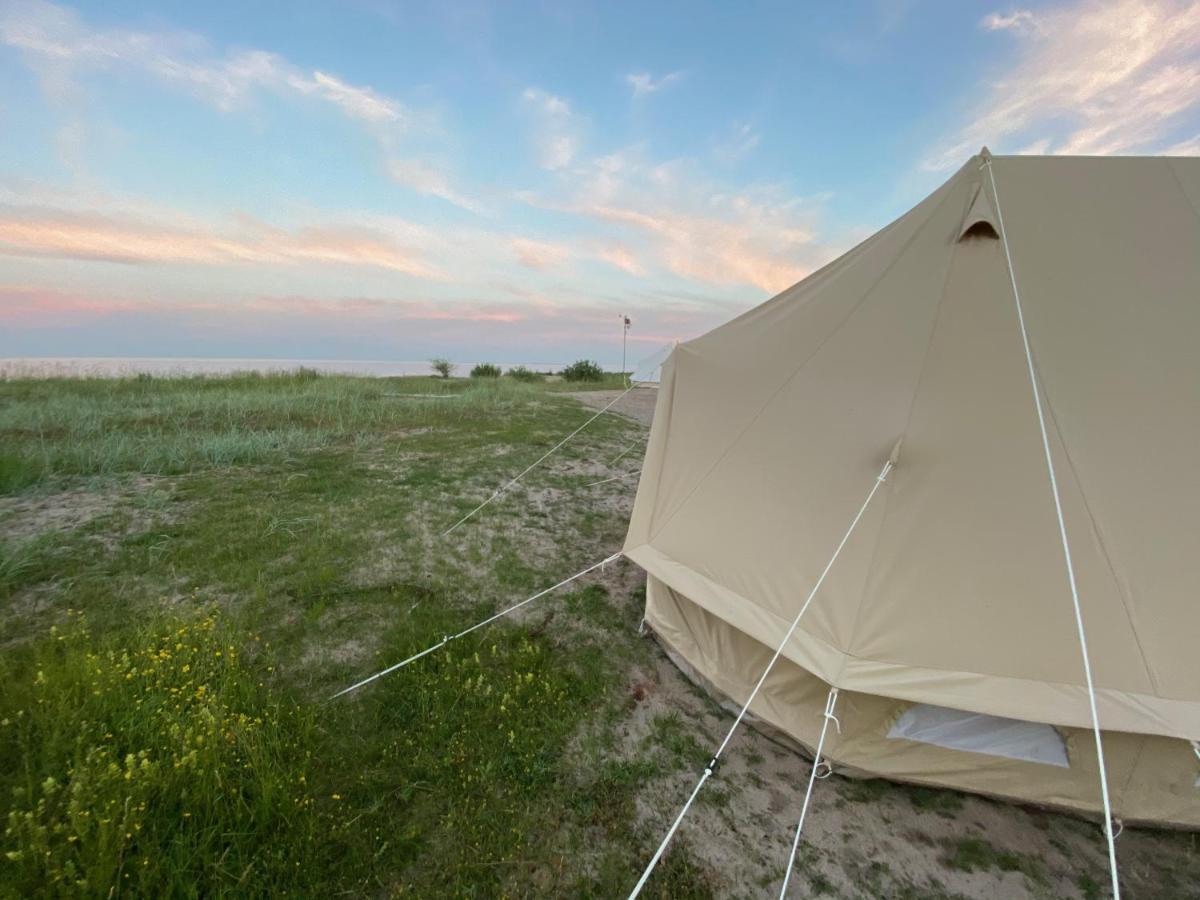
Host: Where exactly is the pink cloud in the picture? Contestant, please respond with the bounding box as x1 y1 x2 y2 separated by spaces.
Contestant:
0 208 440 278
0 283 719 358
510 237 571 270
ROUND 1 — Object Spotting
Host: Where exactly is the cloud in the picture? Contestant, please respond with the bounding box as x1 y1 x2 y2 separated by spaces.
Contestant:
524 149 830 294
980 9 1041 33
522 86 583 170
0 1 410 125
927 0 1200 169
385 157 483 212
1161 132 1200 154
625 70 683 98
713 120 761 164
510 237 570 270
595 243 644 275
304 71 405 124
0 283 720 363
0 205 440 278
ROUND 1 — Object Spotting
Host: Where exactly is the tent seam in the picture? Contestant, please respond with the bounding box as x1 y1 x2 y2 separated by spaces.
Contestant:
1037 382 1161 696
835 194 965 679
646 175 963 544
1163 158 1200 227
643 350 681 539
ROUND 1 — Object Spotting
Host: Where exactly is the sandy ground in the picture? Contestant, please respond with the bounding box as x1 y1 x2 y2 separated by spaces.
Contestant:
559 389 1199 900
562 385 659 428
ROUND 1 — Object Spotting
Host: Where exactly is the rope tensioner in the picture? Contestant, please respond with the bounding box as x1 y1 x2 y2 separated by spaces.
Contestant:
778 686 840 898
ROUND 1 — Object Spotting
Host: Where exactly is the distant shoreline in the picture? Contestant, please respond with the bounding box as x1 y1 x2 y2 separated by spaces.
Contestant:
0 357 571 379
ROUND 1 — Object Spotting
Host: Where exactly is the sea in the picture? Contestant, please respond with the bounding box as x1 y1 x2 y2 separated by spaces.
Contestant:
0 358 570 379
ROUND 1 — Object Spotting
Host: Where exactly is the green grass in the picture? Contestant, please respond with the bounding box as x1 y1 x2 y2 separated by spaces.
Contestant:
0 610 335 897
0 370 715 897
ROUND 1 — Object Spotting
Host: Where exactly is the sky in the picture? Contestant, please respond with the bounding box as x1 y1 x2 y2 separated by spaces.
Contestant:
2 0 1199 367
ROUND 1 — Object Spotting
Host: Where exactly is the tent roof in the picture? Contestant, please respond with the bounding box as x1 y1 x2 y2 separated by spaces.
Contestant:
624 153 1200 740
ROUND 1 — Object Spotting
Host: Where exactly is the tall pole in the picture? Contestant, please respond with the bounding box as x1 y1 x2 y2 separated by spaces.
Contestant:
621 315 630 387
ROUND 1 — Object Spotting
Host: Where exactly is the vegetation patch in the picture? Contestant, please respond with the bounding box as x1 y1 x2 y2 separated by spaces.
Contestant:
0 610 337 897
560 359 606 382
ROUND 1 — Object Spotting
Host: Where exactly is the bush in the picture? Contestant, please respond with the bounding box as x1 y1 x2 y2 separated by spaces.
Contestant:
469 363 501 378
560 360 605 382
505 366 545 383
0 611 342 896
430 358 455 379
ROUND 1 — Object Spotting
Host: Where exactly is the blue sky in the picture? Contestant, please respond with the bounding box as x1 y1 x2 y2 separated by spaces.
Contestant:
2 0 1199 366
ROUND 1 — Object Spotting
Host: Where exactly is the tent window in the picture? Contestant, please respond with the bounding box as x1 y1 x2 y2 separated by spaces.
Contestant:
888 704 1069 768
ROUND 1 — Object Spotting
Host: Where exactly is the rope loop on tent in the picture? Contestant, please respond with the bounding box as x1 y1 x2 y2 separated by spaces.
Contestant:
626 459 893 899
984 156 1121 900
441 342 672 537
778 686 840 899
330 552 621 699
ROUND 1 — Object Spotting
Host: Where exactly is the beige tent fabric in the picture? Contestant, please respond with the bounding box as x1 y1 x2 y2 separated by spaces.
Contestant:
646 576 1200 827
624 153 1200 825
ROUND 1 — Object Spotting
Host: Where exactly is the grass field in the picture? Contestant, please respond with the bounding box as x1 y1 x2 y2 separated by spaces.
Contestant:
1 371 1197 899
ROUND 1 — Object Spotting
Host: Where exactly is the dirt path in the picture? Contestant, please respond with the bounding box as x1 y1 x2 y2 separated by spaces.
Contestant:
562 385 658 427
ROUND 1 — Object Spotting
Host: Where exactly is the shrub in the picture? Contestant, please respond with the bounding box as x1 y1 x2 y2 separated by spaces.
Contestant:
0 611 342 896
560 360 605 382
430 358 455 379
505 366 545 383
469 363 501 378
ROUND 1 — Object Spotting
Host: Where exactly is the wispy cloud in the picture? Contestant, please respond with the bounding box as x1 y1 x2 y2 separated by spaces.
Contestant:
927 0 1200 169
522 86 583 170
713 120 761 164
0 0 460 195
625 70 683 98
1161 132 1200 154
0 1 411 124
510 237 570 270
980 9 1042 33
0 205 440 278
385 158 484 212
524 149 830 294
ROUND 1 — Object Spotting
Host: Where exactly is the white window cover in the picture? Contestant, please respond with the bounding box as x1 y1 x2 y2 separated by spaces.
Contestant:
888 703 1069 768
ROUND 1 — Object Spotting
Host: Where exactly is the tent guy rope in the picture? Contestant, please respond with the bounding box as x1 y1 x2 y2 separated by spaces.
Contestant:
778 686 840 899
441 343 672 537
984 156 1121 900
627 459 893 899
330 552 621 699
583 470 640 488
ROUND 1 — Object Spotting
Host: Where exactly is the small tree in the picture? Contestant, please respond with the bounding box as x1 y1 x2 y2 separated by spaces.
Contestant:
470 363 501 378
560 359 605 382
430 358 455 379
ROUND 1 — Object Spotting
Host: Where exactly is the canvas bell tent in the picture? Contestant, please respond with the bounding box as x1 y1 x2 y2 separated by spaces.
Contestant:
622 150 1200 829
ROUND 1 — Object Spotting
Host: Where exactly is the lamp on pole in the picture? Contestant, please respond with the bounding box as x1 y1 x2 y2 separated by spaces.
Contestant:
620 315 631 387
